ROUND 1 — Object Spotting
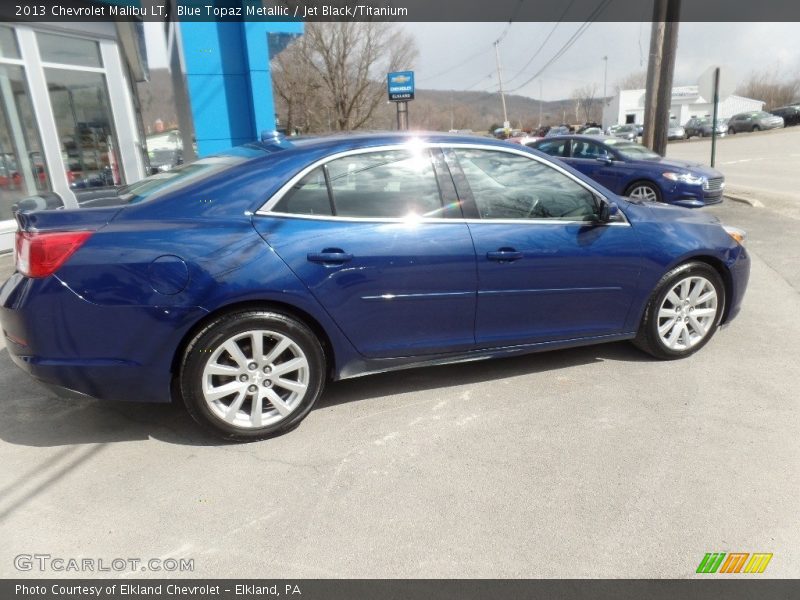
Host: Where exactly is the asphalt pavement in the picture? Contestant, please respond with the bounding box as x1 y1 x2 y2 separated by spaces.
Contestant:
668 126 800 219
0 193 798 579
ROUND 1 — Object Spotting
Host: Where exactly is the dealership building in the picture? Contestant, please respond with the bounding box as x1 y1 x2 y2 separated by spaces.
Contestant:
0 21 149 250
602 85 765 129
0 6 302 252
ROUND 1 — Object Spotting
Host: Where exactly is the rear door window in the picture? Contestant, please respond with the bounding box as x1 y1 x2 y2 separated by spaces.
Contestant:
272 167 332 216
325 149 445 218
532 139 568 158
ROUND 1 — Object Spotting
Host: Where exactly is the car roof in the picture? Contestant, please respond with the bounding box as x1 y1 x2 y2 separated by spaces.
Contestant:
533 134 616 143
221 131 520 160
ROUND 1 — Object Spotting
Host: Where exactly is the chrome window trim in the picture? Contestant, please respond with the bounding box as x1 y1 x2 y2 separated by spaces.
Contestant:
257 212 630 227
255 142 629 227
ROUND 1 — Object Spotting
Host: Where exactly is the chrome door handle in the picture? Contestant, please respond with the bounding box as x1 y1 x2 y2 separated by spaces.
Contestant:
307 250 353 264
487 249 523 262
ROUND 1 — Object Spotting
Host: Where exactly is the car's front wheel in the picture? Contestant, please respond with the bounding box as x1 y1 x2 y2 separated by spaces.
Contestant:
728 127 736 135
625 181 661 203
179 310 326 441
634 262 725 359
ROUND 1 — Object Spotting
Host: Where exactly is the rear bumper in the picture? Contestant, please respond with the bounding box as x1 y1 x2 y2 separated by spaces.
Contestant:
1 272 207 404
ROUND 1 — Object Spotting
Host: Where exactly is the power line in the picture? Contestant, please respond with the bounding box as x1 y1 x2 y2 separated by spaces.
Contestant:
504 0 578 85
494 0 525 44
462 72 496 92
417 0 524 85
416 47 493 84
506 0 614 94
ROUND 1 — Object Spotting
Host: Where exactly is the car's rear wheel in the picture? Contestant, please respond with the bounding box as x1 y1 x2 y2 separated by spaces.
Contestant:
752 125 760 132
625 181 661 203
633 262 725 360
179 310 326 441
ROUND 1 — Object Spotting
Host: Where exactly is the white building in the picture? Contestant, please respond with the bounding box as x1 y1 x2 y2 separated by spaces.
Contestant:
0 22 148 251
602 85 764 129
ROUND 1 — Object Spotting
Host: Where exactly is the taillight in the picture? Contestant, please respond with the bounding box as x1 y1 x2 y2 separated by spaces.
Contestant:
15 230 93 278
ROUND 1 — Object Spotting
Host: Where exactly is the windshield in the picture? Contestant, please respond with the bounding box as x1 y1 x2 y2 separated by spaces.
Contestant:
603 139 660 160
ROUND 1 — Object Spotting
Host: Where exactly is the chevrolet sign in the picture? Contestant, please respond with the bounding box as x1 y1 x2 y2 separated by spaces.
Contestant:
388 71 415 102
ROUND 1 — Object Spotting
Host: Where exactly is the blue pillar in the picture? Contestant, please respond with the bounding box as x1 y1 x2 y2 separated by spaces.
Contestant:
179 15 302 156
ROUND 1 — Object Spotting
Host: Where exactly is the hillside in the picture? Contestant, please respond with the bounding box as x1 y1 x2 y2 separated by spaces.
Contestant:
136 68 592 136
404 88 587 133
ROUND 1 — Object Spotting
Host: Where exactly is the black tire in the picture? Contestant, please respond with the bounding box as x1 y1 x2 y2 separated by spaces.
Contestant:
625 180 662 203
752 125 760 132
633 262 726 360
179 310 326 441
728 127 736 135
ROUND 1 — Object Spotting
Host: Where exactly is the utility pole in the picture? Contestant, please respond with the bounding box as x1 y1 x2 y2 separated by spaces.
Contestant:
494 40 509 132
450 91 454 131
538 80 543 128
643 0 681 155
602 56 608 104
710 67 720 167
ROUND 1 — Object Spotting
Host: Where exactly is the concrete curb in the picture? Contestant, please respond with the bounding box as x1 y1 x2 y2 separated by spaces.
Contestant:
724 192 764 208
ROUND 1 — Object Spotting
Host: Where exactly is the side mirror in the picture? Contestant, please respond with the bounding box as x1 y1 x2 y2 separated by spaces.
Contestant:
597 199 620 223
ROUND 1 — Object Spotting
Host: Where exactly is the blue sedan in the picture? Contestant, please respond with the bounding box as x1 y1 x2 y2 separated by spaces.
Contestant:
530 135 725 208
1 133 749 440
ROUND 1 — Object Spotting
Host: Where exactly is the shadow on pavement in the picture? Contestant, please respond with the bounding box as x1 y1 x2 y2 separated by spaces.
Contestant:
318 341 649 409
0 341 649 448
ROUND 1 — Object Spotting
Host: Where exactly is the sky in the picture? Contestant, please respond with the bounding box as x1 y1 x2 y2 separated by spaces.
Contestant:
144 22 800 101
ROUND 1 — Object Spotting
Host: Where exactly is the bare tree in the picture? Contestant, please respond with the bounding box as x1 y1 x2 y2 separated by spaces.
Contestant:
271 37 326 133
736 69 800 109
272 22 417 133
615 70 648 91
571 84 601 123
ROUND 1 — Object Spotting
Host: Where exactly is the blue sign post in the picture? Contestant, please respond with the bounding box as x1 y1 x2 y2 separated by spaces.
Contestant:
387 71 414 130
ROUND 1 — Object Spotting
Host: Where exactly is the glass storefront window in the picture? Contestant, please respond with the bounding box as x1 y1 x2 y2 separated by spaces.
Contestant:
36 32 102 68
45 68 122 189
0 63 50 221
0 25 20 60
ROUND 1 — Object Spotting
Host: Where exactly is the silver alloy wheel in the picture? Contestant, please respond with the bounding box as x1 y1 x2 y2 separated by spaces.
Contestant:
656 276 718 351
201 330 310 429
628 184 658 202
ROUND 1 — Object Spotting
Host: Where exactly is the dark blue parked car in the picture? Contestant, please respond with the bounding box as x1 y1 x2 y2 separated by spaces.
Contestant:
1 133 749 440
530 135 725 208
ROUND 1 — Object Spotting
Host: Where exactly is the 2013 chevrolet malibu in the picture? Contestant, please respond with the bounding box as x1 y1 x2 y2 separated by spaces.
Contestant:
0 133 750 441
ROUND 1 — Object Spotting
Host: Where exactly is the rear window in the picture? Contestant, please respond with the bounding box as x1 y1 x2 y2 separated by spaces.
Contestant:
120 158 247 204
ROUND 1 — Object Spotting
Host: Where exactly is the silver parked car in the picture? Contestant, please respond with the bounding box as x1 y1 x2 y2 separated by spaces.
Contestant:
684 117 728 138
727 111 784 134
667 123 686 140
611 124 639 141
